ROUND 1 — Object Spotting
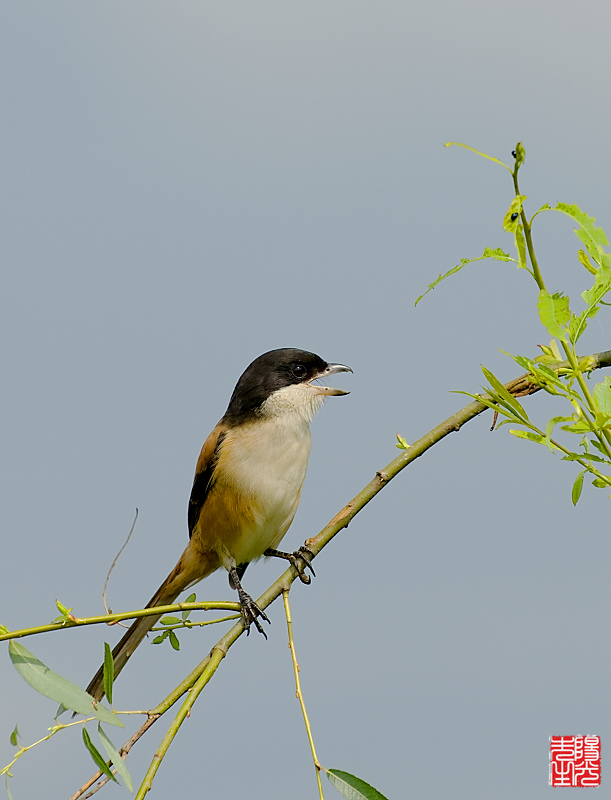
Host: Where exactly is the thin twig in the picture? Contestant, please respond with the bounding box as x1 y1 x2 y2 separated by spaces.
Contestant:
0 602 240 643
103 509 139 624
283 590 324 799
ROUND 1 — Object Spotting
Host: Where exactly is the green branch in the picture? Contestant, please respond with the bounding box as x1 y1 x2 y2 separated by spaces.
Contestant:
0 602 241 643
70 347 611 799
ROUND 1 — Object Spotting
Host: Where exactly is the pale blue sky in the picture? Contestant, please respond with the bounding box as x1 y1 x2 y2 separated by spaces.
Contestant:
2 2 611 798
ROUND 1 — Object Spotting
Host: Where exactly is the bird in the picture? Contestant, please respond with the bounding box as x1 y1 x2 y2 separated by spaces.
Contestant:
85 348 351 702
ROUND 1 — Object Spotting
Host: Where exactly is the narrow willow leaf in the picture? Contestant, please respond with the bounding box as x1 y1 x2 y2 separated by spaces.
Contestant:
503 195 527 232
415 248 515 305
543 415 572 453
152 633 168 645
578 249 597 275
0 625 9 635
515 225 527 269
590 439 608 455
537 290 570 341
560 420 592 434
572 471 586 505
532 363 564 385
509 353 535 372
103 643 114 706
8 641 122 727
592 478 610 488
82 729 117 784
481 365 529 420
159 616 181 625
9 726 19 747
182 593 197 620
98 724 133 793
509 430 545 444
5 777 15 800
561 452 609 464
169 631 180 651
326 769 390 800
444 142 513 172
514 141 525 170
452 390 511 415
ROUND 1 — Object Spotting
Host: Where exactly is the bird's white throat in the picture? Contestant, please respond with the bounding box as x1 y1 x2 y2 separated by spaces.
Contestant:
258 383 326 425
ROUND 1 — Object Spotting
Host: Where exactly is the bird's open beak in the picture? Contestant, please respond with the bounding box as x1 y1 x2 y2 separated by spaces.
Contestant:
309 363 352 396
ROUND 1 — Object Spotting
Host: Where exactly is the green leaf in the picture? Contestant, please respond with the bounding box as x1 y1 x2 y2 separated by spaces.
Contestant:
560 420 593 434
503 195 527 232
544 416 574 452
514 141 525 171
590 439 608 455
103 643 114 706
452 390 511 416
0 624 10 636
555 203 610 267
572 471 585 505
530 203 551 224
98 724 133 792
8 726 19 747
578 249 597 275
152 633 168 645
481 365 529 420
52 599 76 624
5 776 15 800
8 641 122 727
569 263 611 343
481 247 514 262
537 290 570 341
509 353 536 372
182 593 197 620
515 225 527 269
592 478 610 488
55 599 71 616
414 248 515 305
569 308 595 344
509 430 545 444
582 263 611 307
593 376 611 417
444 142 513 172
326 770 389 800
82 728 117 784
395 434 410 450
169 631 180 651
561 452 609 464
159 616 181 625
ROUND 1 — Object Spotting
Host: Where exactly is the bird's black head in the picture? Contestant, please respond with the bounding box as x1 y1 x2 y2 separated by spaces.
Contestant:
222 348 351 425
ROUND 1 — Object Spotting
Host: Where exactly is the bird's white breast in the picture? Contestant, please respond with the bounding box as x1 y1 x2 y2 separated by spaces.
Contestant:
216 387 322 567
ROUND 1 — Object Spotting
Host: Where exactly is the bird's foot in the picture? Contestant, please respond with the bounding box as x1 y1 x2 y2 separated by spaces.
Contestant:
228 568 270 638
264 546 316 584
237 587 270 638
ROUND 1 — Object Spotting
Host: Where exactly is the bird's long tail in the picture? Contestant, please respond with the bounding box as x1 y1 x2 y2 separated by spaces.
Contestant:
85 547 217 703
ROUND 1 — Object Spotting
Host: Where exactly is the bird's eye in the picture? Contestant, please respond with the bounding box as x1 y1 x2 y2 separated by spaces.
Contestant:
292 364 307 379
